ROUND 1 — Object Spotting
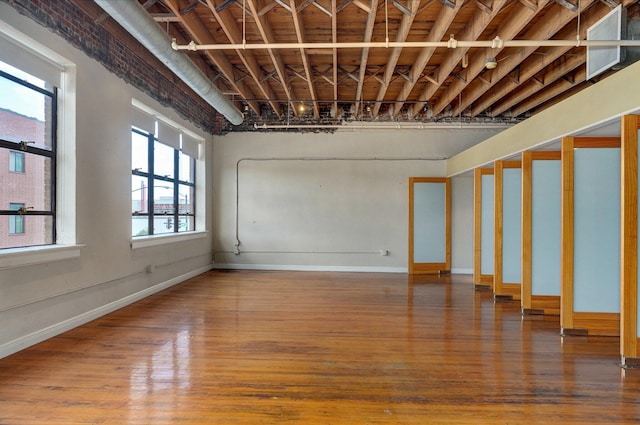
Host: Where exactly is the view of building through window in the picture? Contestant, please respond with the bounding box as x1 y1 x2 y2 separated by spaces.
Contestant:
0 60 56 249
131 128 195 237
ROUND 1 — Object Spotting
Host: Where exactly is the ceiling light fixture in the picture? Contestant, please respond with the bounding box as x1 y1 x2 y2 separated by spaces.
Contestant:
485 57 498 69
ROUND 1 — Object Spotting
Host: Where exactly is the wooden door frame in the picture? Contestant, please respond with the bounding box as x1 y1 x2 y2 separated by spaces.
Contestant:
521 151 561 315
473 168 494 288
561 136 621 336
621 115 640 367
408 177 451 274
494 160 522 300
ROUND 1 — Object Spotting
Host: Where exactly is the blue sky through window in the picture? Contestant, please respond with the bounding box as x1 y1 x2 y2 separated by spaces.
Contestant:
0 60 46 121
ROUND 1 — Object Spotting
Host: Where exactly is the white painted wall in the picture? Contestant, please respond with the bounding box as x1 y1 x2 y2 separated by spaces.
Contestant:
0 4 213 358
212 131 481 272
451 175 473 274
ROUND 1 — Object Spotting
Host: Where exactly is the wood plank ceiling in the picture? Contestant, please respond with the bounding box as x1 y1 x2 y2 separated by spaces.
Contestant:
140 0 640 127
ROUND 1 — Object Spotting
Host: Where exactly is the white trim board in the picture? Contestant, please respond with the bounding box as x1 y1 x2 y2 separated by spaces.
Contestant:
0 265 212 360
212 263 408 273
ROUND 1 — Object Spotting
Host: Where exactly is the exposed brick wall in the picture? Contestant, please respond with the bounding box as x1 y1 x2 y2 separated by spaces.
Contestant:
2 0 230 135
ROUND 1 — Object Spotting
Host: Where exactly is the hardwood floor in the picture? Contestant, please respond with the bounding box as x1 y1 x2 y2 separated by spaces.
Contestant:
1 270 639 424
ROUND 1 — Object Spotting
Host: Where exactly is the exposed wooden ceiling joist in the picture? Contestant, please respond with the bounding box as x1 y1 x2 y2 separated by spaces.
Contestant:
427 0 551 117
410 0 506 118
371 0 420 116
163 0 261 114
137 0 640 127
206 0 282 116
462 0 600 117
288 0 320 118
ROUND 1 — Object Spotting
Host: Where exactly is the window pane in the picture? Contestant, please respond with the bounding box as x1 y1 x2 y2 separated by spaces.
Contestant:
9 151 25 172
179 151 194 183
1 215 53 249
131 174 148 214
0 75 54 150
3 153 52 211
178 184 194 215
153 216 174 235
132 216 149 237
9 203 25 234
178 216 194 233
131 131 149 173
153 180 174 215
154 142 174 179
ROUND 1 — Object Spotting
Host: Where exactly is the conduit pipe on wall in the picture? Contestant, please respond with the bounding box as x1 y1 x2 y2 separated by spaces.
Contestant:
94 0 244 125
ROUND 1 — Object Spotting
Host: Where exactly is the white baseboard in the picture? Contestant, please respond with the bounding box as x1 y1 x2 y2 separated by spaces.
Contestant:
0 264 212 360
451 268 473 274
212 263 408 273
214 263 474 275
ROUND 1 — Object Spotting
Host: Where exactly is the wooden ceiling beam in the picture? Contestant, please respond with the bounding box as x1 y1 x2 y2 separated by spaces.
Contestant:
518 0 539 11
372 0 420 117
180 0 206 15
423 73 438 85
392 1 461 116
392 0 412 16
257 1 278 15
353 0 379 118
246 0 298 115
275 0 293 12
488 51 585 117
214 0 238 13
289 0 320 118
313 1 334 16
297 0 316 13
410 0 506 117
466 0 604 117
337 0 354 13
352 0 372 12
474 0 493 14
162 0 260 114
509 66 586 117
206 0 282 116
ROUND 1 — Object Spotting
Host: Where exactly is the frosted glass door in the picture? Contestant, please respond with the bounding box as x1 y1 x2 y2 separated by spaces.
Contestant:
409 178 450 274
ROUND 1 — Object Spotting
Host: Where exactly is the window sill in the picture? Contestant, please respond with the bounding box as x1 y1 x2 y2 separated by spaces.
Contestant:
131 231 208 250
0 244 84 270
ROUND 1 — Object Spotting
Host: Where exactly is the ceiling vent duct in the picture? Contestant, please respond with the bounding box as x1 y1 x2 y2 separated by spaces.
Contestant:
587 6 640 79
93 0 243 125
612 17 640 71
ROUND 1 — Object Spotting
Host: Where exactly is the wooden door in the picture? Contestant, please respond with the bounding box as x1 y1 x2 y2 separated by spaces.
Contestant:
408 177 451 274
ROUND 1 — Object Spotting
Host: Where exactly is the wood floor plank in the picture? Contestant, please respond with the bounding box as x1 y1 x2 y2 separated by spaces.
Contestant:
1 270 639 424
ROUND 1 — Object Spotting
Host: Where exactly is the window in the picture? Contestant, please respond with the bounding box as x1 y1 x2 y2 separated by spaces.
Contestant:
131 126 196 238
8 203 25 234
0 60 56 249
9 151 24 172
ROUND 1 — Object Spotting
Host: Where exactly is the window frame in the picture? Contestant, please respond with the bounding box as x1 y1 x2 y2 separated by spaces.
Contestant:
131 128 196 239
0 66 57 249
9 150 25 173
